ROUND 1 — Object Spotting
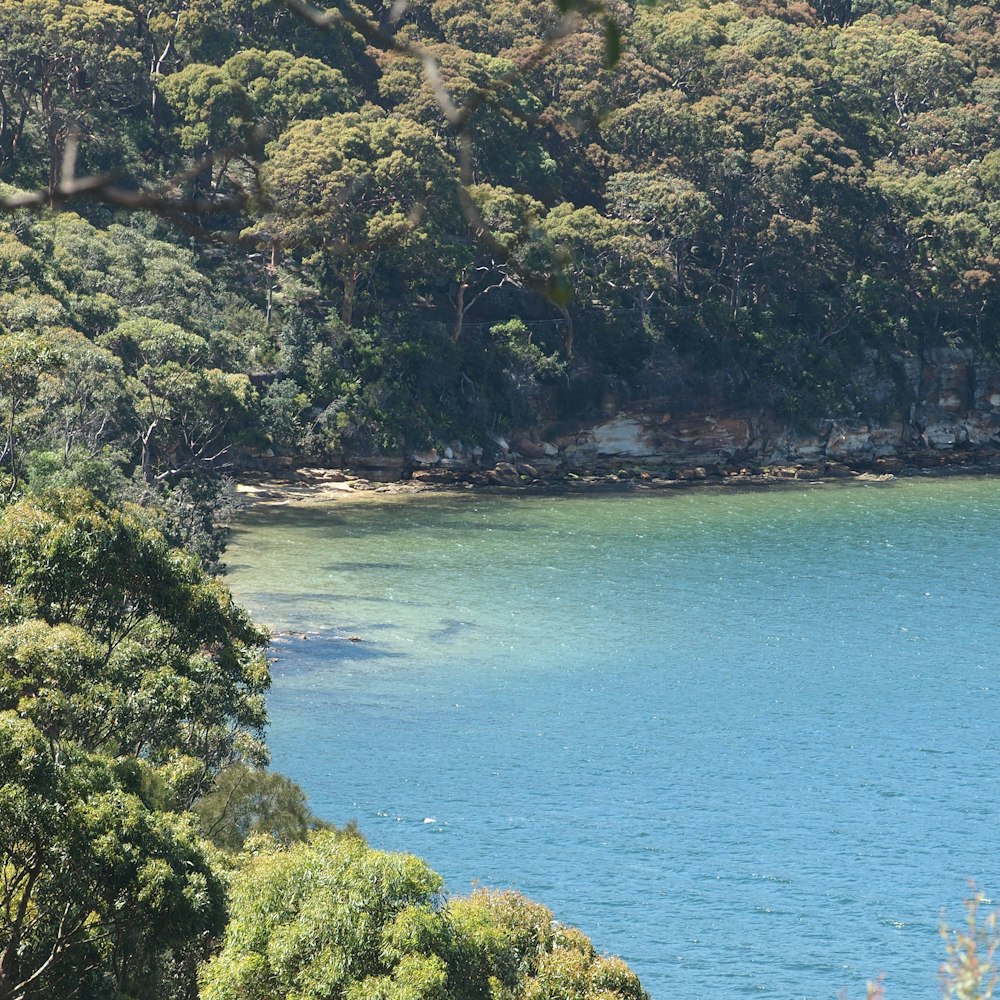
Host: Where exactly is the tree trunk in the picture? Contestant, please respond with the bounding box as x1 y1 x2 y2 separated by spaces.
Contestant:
265 243 279 327
341 272 357 328
141 421 158 485
452 277 467 341
47 125 59 208
558 305 574 362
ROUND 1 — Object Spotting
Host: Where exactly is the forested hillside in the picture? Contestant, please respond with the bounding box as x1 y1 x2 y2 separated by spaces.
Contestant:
2 0 1000 506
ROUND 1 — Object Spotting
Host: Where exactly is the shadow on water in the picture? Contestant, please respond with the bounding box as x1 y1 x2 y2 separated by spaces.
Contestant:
323 561 411 572
247 591 429 609
271 632 406 664
426 618 478 641
313 592 431 607
234 503 535 538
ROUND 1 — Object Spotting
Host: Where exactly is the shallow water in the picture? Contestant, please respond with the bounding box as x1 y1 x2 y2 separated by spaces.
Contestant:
226 478 1000 998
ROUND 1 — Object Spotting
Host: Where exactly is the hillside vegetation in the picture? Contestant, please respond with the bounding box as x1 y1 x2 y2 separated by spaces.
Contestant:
2 0 1000 501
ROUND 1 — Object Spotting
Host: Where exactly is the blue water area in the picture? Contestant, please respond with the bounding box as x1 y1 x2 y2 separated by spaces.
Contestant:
225 478 1000 998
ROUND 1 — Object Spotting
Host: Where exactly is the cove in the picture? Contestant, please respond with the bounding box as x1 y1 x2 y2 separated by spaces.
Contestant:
225 477 1000 999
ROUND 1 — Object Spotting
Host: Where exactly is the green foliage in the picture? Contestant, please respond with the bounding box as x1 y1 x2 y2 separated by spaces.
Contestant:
0 489 270 777
192 764 331 851
0 711 228 1000
5 0 1000 447
199 833 648 1000
0 0 149 188
223 48 359 137
0 489 270 999
492 319 567 383
199 832 445 1000
252 105 462 328
159 63 254 153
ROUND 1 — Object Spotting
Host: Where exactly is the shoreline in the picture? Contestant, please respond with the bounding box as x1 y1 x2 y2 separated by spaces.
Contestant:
233 454 1000 508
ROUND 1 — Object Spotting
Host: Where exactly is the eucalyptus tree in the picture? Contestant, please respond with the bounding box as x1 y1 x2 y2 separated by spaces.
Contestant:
0 0 148 196
0 715 228 1000
0 489 270 1000
99 318 258 485
252 105 461 327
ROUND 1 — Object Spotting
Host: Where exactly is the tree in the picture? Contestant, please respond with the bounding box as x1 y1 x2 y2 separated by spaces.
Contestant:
222 48 358 137
199 830 649 1000
0 331 62 497
157 62 254 194
192 764 330 851
99 318 259 484
31 330 132 477
0 489 270 785
426 0 559 57
832 15 972 131
535 201 663 361
376 43 553 196
0 0 148 198
252 105 460 327
607 166 720 291
0 490 269 999
0 714 227 1000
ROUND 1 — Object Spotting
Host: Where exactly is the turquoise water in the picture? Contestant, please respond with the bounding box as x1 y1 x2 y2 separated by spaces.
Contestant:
225 479 1000 998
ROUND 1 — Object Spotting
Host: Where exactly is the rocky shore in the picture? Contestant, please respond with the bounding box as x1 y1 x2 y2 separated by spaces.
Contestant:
235 449 1000 507
235 345 1000 505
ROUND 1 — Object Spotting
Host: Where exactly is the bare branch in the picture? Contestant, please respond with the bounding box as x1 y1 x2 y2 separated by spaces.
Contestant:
0 0 610 310
0 135 266 244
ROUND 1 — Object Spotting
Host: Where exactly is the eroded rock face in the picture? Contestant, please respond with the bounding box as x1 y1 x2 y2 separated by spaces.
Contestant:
346 348 1000 476
550 349 1000 469
564 414 756 464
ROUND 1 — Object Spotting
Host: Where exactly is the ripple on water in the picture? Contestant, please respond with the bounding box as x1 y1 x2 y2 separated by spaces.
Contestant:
226 479 1000 999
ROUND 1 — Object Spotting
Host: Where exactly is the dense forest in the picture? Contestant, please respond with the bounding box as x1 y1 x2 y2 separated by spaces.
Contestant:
2 0 1000 996
3 0 1000 504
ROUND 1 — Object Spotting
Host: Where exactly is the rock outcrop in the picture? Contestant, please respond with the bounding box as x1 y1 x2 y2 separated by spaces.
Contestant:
533 347 1000 472
341 347 1000 482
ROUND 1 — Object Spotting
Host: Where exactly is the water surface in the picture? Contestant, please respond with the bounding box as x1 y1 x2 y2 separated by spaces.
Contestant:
226 479 1000 998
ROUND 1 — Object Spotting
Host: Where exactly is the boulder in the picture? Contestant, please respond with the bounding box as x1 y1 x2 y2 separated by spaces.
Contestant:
923 421 961 449
514 437 546 459
824 462 855 477
411 448 440 466
825 423 874 460
411 468 463 484
489 462 521 487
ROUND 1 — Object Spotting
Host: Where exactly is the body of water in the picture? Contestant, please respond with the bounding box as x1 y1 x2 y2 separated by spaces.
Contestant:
225 478 1000 998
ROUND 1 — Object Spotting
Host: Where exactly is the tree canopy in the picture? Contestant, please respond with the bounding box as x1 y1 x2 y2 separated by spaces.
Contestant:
200 829 649 1000
0 490 269 999
1 0 999 466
